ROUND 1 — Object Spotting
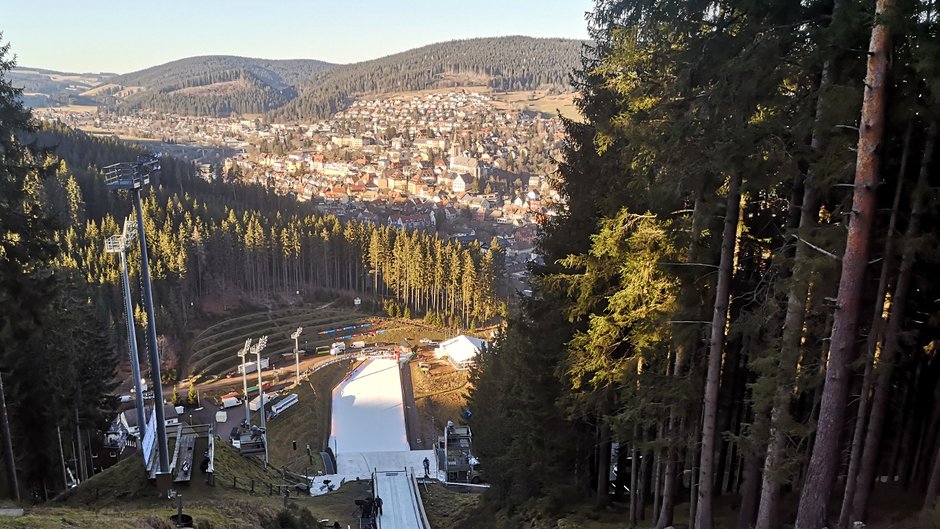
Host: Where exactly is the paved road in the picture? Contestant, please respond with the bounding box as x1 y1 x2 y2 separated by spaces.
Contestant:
181 352 339 395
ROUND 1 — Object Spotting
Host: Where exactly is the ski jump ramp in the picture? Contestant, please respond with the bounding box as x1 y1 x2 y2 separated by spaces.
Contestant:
374 469 427 529
313 358 433 528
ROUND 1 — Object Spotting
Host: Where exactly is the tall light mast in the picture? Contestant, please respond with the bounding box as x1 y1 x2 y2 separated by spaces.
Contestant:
104 216 147 456
104 155 170 476
238 338 252 425
291 327 303 385
253 336 269 466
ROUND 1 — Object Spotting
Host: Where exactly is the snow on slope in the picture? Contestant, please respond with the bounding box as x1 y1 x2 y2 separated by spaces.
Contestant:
312 356 438 527
331 358 410 454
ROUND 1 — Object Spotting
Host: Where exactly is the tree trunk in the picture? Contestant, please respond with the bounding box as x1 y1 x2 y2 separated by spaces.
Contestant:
795 0 894 524
658 189 708 529
631 439 640 525
57 423 68 491
657 426 680 529
837 122 914 529
75 419 86 481
640 446 653 521
924 443 940 511
738 443 763 529
696 173 743 529
0 372 19 502
850 121 937 523
596 421 611 504
715 336 741 494
691 428 701 529
755 184 818 529
756 406 787 529
654 431 663 517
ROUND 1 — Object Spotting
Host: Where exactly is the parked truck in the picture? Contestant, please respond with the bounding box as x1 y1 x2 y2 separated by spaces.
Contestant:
221 396 241 409
330 342 347 355
350 340 366 349
237 357 270 375
248 392 278 412
245 381 272 396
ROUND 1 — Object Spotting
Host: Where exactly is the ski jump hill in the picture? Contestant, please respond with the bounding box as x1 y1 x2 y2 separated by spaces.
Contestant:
314 358 434 529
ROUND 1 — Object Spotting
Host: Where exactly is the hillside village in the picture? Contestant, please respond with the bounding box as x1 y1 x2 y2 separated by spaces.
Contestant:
39 91 568 288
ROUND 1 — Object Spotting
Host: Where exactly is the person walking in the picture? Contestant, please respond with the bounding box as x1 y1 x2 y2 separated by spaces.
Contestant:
423 456 430 477
375 495 383 516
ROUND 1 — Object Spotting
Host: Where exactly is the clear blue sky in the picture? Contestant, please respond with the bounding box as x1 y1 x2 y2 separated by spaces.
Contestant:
3 0 594 73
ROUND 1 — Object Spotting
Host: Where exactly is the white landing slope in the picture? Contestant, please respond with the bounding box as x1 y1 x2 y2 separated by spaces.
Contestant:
331 358 410 454
312 357 435 495
374 470 424 529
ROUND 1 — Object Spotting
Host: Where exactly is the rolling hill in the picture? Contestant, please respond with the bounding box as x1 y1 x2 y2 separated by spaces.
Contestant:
15 36 586 119
9 67 115 108
271 36 586 121
96 55 335 116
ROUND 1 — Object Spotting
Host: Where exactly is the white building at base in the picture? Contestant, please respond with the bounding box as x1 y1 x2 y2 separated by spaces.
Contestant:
434 335 487 370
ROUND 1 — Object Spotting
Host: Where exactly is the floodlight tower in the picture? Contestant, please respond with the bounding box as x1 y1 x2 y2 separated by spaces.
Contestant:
238 338 252 425
291 327 303 385
252 335 269 466
104 216 147 456
103 154 170 475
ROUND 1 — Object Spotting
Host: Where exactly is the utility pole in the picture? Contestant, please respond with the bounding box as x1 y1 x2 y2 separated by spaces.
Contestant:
253 336 269 467
105 216 147 459
0 371 19 502
104 155 170 477
239 339 252 426
291 327 303 386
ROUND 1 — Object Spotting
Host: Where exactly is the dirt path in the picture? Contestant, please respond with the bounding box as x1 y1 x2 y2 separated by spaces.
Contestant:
176 353 340 397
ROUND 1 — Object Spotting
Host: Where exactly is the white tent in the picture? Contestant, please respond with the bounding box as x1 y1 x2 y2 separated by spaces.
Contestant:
434 335 487 370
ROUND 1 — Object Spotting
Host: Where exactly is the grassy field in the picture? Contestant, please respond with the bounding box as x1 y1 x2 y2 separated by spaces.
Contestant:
491 90 583 121
266 360 355 474
48 105 99 113
0 441 376 529
372 85 583 121
419 482 481 529
76 126 161 143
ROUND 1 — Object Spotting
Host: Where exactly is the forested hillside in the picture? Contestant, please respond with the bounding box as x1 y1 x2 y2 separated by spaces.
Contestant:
468 1 940 529
107 56 332 89
31 124 504 354
92 56 333 116
0 41 120 501
9 67 113 108
74 37 583 119
271 36 584 121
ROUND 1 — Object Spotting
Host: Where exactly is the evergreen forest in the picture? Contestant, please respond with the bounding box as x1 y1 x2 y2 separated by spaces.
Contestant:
467 0 940 528
271 37 585 121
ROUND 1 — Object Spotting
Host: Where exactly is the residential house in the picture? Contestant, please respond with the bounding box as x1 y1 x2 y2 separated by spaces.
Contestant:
452 174 470 194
